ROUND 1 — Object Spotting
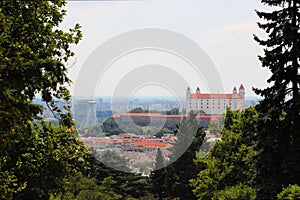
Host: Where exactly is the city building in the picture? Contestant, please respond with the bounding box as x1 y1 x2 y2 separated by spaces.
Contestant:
112 113 221 129
186 84 245 115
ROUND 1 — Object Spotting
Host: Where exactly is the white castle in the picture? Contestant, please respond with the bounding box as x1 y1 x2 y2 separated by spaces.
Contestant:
186 84 245 115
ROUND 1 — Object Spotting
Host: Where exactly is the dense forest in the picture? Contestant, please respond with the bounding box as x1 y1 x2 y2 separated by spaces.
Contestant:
0 0 299 199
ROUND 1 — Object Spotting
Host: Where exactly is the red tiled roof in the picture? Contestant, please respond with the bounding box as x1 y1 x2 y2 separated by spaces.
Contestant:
239 84 244 90
112 113 183 118
196 115 221 120
190 93 241 99
112 113 163 118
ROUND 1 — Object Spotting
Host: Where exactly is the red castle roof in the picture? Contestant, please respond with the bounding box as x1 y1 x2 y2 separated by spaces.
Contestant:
190 93 241 99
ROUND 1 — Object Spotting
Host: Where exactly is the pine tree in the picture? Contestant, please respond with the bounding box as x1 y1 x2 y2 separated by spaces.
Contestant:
154 148 164 171
150 112 205 199
165 111 205 199
151 148 167 199
253 0 300 199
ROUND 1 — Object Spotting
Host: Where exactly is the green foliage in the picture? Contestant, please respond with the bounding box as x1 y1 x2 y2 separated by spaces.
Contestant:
212 183 256 200
151 111 205 200
158 127 173 137
151 149 166 199
129 107 145 113
58 173 122 200
98 150 131 172
190 108 257 200
208 121 221 135
277 184 300 200
0 0 81 124
0 164 26 200
101 117 125 135
0 0 89 199
2 120 89 199
165 108 179 115
87 154 152 199
154 148 164 171
102 116 176 136
79 125 105 137
253 1 300 199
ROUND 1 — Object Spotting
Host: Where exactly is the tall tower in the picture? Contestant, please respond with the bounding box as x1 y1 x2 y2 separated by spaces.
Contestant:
239 84 245 99
80 100 98 130
196 87 200 94
232 86 237 110
239 84 245 109
186 86 191 113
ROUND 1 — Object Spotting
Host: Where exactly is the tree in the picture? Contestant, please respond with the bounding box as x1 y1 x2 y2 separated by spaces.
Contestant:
87 152 152 199
150 111 205 199
211 183 256 200
0 0 88 199
101 117 123 135
166 111 205 200
154 148 164 171
277 184 300 200
57 173 122 200
165 108 179 115
190 108 257 200
150 148 166 199
129 107 145 113
253 1 300 199
208 121 221 135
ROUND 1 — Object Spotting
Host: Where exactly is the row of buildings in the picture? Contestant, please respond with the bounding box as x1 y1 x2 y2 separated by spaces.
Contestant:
111 84 246 129
112 112 221 129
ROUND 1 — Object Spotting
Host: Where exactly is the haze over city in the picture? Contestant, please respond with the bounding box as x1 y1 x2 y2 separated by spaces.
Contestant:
61 0 272 97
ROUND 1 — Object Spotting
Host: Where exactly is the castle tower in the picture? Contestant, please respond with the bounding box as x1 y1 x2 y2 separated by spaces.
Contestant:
232 86 237 110
186 86 191 113
232 86 237 97
186 86 191 98
239 84 245 99
196 87 200 94
239 84 245 109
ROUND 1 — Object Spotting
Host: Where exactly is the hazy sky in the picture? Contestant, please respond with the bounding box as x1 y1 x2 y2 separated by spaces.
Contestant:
61 0 272 97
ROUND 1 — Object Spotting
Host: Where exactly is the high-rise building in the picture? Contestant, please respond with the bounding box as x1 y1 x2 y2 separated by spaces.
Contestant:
186 84 245 115
80 100 98 130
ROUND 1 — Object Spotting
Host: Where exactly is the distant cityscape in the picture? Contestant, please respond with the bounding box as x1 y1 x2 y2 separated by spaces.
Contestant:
35 87 261 173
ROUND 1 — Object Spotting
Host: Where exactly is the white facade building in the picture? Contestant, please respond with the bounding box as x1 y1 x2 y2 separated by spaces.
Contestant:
186 84 245 115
